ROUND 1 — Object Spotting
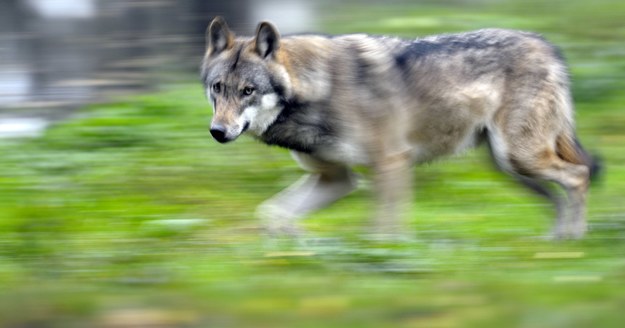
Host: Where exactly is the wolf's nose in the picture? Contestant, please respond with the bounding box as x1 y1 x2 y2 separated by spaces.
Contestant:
210 125 229 143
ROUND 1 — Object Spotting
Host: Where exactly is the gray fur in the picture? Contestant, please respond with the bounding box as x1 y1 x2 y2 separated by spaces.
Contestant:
202 18 598 239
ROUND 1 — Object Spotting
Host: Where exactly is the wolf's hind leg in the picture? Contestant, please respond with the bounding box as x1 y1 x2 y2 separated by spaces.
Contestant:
256 152 358 235
493 138 590 239
515 176 568 238
518 154 589 239
487 134 567 238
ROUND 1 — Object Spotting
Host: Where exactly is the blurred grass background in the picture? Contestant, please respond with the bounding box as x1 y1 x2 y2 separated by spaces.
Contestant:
1 0 625 327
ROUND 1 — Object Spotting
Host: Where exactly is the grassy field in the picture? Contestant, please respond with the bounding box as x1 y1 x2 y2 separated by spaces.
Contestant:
1 1 625 327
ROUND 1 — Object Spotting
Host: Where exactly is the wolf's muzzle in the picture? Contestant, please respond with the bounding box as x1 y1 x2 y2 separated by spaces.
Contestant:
210 124 230 143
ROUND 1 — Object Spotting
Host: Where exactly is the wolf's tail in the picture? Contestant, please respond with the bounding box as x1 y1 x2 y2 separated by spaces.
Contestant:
556 134 602 182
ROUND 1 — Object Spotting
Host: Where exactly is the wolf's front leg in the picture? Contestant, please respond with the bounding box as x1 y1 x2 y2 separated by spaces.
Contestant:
256 151 358 236
371 151 413 238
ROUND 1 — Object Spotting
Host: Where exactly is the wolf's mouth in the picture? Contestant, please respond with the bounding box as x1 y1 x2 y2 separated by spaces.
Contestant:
242 121 250 133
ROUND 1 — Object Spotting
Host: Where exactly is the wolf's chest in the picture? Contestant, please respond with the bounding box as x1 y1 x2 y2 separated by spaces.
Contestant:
260 102 338 154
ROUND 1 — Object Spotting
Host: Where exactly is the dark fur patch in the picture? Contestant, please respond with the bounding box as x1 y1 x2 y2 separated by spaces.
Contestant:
268 76 287 99
556 135 603 181
230 45 243 70
351 45 372 83
394 41 444 68
261 98 336 154
509 156 536 178
393 32 521 80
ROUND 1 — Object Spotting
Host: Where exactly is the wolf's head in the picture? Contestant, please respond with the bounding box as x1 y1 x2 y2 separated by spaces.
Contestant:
201 17 291 143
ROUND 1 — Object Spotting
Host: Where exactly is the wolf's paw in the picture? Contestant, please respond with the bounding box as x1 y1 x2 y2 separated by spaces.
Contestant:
567 222 588 240
549 223 587 240
256 201 303 237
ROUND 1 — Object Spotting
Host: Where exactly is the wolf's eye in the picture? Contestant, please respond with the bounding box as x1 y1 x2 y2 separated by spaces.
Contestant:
212 82 221 94
243 86 255 96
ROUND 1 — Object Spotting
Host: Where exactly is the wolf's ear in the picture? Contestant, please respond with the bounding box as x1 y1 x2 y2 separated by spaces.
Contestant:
206 16 234 55
255 21 280 59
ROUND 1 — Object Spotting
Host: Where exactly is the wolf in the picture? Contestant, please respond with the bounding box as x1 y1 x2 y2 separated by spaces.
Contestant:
200 16 600 239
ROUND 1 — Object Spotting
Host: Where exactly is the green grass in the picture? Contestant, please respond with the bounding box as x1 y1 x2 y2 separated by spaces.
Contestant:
2 1 625 327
